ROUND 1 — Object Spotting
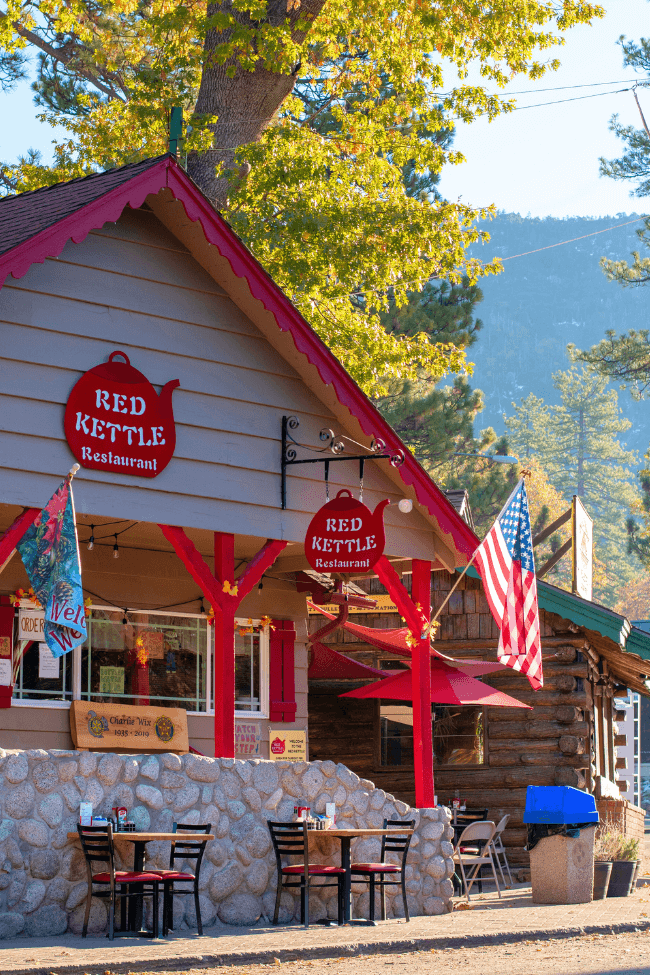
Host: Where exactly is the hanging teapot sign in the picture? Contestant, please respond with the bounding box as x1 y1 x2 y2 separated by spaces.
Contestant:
305 490 389 572
64 351 180 478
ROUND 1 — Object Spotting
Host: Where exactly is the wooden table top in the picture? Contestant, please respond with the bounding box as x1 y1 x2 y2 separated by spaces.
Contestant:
68 832 215 842
309 828 413 838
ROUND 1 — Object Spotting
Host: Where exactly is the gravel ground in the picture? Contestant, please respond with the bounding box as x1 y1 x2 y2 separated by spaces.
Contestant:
106 932 650 975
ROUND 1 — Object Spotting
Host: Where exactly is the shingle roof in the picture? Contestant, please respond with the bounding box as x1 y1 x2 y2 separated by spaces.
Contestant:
0 156 167 258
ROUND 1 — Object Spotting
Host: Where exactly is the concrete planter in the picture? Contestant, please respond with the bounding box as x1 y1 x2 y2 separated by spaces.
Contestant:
606 859 637 897
592 860 612 899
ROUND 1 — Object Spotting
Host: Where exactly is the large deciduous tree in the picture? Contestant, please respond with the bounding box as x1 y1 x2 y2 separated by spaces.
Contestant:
0 0 602 394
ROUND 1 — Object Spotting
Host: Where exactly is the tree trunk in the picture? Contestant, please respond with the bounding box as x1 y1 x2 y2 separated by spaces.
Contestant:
187 0 327 206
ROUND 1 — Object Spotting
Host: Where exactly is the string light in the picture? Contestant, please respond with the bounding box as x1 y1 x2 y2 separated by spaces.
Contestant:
122 609 128 626
258 577 264 596
87 525 95 551
200 598 205 614
113 534 120 559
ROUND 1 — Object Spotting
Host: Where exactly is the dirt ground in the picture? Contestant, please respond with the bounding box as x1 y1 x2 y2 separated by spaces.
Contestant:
108 932 650 975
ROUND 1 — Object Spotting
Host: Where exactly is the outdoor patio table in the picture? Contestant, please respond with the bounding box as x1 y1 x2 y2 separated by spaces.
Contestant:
68 830 215 933
309 827 413 925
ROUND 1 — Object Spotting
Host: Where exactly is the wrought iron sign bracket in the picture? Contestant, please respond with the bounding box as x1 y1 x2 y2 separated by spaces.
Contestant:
281 415 405 509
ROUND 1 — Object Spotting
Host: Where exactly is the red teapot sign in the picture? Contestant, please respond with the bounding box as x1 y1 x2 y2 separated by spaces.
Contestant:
305 490 389 572
64 351 179 478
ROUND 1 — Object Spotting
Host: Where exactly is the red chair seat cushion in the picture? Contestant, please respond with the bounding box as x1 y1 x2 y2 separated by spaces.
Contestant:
282 864 345 875
458 846 480 854
149 870 196 880
350 863 401 873
92 871 160 883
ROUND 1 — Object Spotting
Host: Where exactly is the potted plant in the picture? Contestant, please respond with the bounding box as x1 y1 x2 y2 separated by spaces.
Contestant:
594 827 640 898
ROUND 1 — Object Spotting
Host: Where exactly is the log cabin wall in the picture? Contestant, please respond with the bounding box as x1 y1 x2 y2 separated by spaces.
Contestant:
308 569 633 871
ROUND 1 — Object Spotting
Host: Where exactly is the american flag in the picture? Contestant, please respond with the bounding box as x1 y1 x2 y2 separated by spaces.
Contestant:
474 479 543 689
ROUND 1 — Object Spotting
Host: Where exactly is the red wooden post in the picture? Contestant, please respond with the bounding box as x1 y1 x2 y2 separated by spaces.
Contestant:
213 532 235 758
411 559 434 808
0 508 40 574
159 525 287 759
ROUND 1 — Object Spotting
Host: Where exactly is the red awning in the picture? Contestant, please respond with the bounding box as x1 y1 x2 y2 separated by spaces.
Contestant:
339 659 530 709
307 601 507 676
307 642 391 680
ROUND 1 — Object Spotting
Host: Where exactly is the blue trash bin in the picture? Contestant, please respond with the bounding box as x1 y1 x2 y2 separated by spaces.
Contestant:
524 786 598 904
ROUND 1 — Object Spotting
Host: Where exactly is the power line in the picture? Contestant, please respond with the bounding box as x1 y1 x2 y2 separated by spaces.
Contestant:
344 216 648 298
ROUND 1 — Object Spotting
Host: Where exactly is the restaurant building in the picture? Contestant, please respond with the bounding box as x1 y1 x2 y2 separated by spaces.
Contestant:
308 568 650 870
0 153 477 772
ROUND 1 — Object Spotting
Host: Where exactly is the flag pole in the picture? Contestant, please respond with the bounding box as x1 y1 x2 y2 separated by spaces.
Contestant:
432 471 531 625
431 551 479 624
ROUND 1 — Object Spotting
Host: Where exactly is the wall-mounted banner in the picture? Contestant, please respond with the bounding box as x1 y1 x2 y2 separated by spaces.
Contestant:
235 721 261 756
304 490 388 573
17 479 87 658
572 495 593 602
64 351 179 479
307 593 398 615
269 729 307 761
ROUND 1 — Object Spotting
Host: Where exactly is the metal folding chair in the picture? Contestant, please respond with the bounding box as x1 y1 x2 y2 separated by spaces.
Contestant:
452 821 501 903
492 814 513 886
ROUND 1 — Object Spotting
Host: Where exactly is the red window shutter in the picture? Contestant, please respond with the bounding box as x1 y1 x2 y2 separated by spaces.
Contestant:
269 619 297 722
0 599 13 709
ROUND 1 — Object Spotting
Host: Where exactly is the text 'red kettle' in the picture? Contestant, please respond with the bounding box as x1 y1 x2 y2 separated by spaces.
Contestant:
64 350 180 478
305 489 389 573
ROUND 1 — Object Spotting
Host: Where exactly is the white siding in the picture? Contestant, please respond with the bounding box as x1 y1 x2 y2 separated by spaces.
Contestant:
0 207 436 557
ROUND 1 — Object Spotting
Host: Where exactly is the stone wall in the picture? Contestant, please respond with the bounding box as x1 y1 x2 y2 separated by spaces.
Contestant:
0 748 454 938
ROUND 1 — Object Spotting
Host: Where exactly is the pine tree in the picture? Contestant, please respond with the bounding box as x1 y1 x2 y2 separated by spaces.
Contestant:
506 367 641 603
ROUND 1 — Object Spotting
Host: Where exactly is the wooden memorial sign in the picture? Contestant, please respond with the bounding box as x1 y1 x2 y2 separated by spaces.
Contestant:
70 701 189 753
304 490 389 573
64 350 180 478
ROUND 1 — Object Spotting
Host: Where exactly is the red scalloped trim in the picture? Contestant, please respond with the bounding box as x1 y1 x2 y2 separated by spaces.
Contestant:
0 155 478 558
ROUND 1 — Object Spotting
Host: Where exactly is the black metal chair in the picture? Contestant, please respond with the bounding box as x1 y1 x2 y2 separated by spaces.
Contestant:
77 823 160 939
268 820 345 928
350 819 414 922
147 822 211 936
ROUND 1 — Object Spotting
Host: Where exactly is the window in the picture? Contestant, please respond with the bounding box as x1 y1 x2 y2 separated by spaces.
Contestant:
81 608 211 712
235 621 269 716
379 702 485 767
13 638 73 704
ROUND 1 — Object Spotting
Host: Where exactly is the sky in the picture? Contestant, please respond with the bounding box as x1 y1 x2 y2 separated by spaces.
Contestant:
439 0 650 218
0 2 649 219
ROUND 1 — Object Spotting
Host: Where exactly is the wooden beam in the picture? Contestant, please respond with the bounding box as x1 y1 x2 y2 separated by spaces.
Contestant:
236 539 288 600
159 525 224 610
537 538 572 579
0 508 40 575
533 507 571 548
375 556 422 633
412 559 434 808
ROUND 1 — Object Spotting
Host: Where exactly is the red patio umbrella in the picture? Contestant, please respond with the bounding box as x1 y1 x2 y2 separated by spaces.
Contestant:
339 658 531 709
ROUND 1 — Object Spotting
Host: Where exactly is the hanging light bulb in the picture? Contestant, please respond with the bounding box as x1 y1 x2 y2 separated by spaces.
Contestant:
200 598 205 614
258 577 264 596
398 498 413 514
122 609 128 626
113 534 120 559
87 525 95 551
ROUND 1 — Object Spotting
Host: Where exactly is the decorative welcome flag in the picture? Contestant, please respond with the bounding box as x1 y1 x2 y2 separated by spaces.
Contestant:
17 479 87 658
474 479 543 690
